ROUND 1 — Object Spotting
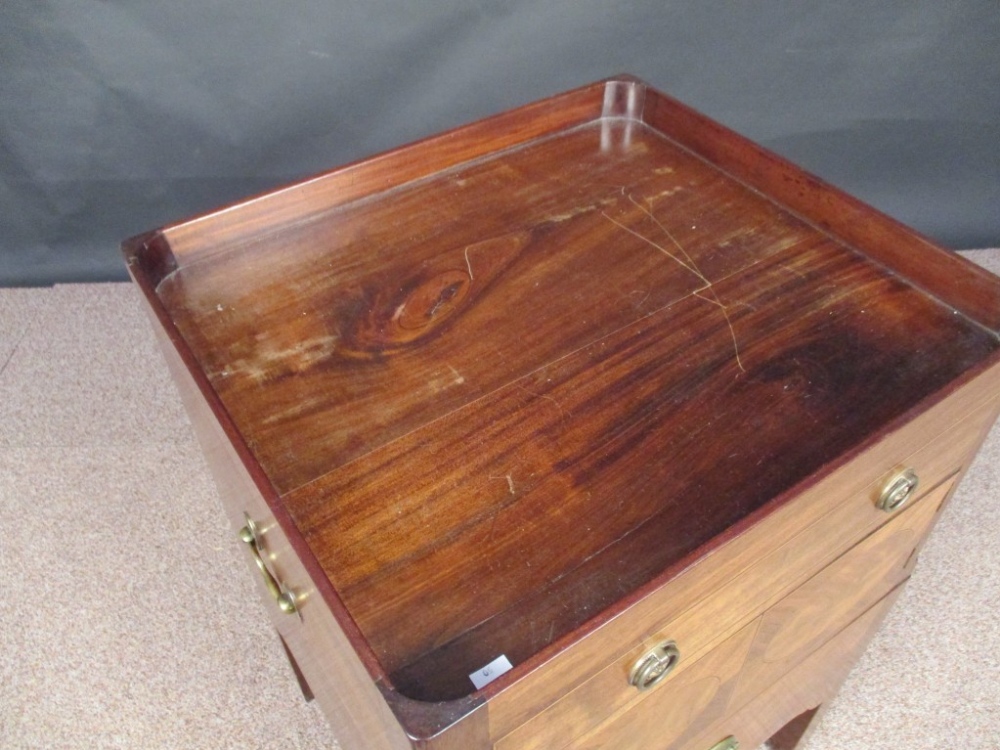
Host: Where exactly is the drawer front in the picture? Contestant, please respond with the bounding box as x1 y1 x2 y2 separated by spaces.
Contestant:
495 403 986 750
569 620 759 750
565 476 949 750
491 378 999 741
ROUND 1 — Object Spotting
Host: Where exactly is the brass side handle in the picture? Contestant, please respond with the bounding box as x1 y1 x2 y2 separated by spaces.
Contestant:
707 737 739 750
239 513 297 615
877 468 919 513
628 640 680 691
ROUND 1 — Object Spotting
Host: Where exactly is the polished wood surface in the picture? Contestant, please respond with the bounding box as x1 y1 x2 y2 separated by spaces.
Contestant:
123 76 1000 748
572 492 926 750
495 466 960 750
155 109 998 703
572 621 759 750
489 380 1000 741
727 476 950 711
138 300 415 750
681 585 905 750
642 84 1000 331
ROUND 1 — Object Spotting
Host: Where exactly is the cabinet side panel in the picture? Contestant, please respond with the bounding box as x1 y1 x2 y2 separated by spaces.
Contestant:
142 304 414 750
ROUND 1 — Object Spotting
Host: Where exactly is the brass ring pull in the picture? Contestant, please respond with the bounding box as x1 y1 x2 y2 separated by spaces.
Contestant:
877 468 919 513
239 513 297 614
707 737 739 750
628 640 680 691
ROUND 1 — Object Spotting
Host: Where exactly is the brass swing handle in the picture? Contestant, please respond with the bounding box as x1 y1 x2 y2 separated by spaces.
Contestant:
239 514 297 615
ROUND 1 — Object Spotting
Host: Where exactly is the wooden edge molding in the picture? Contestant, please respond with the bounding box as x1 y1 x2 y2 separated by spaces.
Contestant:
121 230 177 289
122 235 394 685
137 74 1000 333
639 86 1000 333
159 77 632 259
379 687 489 749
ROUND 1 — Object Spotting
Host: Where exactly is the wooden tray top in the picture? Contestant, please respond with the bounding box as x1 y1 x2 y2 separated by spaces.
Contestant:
131 77 1000 703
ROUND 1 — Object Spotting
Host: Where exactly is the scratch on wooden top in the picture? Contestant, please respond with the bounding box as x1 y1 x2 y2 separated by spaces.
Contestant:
602 195 747 373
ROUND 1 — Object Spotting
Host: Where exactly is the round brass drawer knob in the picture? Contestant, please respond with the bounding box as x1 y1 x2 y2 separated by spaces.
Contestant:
707 737 739 750
628 640 680 691
877 468 919 513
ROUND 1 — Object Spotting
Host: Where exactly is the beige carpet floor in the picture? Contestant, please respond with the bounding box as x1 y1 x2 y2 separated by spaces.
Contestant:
2 250 1000 749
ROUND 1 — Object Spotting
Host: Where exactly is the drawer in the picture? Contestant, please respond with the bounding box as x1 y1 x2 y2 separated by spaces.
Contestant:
575 620 758 750
558 476 950 750
494 404 988 750
491 384 999 741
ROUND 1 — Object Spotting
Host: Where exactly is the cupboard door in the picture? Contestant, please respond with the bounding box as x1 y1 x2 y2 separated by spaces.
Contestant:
728 475 953 713
680 585 905 750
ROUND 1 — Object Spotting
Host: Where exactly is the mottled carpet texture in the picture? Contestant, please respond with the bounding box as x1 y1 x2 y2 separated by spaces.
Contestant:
2 250 999 749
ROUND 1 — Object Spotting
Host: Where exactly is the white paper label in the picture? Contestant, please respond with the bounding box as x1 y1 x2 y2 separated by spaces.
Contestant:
469 654 513 690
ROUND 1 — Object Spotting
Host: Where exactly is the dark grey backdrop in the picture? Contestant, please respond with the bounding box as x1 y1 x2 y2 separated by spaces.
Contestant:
2 1 998 286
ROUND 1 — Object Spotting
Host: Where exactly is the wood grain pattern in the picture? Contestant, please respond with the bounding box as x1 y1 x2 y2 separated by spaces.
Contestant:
573 506 923 750
641 85 1000 332
728 476 951 711
138 299 416 750
151 95 1000 706
290 244 995 696
158 119 821 494
123 77 1000 748
487 380 1000 740
494 465 963 750
680 585 905 750
160 138 996 700
570 620 759 750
